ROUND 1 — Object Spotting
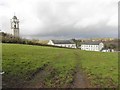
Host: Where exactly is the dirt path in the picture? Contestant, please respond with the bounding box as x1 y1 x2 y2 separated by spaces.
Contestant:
71 66 91 88
71 52 92 88
24 52 92 88
23 54 63 88
23 65 51 88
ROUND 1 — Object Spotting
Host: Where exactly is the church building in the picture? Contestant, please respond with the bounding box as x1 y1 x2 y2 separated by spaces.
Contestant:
10 15 19 37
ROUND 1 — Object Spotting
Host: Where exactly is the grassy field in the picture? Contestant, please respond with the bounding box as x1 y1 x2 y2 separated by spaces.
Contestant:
78 51 118 87
2 44 118 88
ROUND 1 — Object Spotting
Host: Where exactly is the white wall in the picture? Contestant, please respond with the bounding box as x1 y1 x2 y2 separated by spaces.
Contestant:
98 43 104 51
81 43 104 51
81 45 99 51
48 40 76 48
11 19 19 37
54 44 76 48
48 40 54 45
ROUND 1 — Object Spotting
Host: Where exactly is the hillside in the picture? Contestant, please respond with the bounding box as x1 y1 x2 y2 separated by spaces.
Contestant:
2 44 118 88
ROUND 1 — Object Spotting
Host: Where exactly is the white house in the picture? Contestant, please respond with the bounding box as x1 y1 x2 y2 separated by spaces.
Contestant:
102 49 114 52
48 40 76 48
80 42 104 51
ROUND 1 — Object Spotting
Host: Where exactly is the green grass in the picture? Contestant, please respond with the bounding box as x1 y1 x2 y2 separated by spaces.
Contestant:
44 50 77 87
78 50 118 87
2 44 77 87
2 44 118 88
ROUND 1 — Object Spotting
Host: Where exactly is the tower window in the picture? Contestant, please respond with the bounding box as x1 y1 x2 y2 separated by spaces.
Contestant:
14 25 16 28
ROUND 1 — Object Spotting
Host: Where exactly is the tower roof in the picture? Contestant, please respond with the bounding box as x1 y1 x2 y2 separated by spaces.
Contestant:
12 16 17 19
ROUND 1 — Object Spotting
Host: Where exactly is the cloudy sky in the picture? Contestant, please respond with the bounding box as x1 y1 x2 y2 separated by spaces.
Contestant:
0 0 118 39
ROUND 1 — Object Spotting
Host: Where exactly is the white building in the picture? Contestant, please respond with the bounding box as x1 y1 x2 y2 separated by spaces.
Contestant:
102 49 114 52
48 40 76 48
80 42 104 51
10 15 19 37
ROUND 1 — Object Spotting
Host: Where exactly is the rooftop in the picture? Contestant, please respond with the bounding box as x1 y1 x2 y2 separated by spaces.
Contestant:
51 40 75 44
12 16 17 19
81 41 103 45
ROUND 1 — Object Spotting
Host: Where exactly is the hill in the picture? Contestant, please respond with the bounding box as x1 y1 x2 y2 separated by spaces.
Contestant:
2 44 118 88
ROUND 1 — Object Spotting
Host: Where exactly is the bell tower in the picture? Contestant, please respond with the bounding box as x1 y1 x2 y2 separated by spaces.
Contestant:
11 15 19 37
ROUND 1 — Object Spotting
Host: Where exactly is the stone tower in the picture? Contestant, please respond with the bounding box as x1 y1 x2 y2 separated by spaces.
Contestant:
11 15 19 37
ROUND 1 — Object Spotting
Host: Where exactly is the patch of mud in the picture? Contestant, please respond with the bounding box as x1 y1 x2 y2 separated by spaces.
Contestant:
71 67 91 88
71 52 92 88
24 66 51 88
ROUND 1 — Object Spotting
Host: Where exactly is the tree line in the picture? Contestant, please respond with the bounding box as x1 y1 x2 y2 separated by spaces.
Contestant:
0 32 75 49
0 32 119 50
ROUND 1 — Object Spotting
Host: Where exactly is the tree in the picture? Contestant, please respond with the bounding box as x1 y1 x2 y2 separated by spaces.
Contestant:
108 44 116 49
72 39 81 48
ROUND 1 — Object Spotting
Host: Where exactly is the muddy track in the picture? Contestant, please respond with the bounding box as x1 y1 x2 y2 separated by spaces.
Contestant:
22 52 92 88
71 66 91 88
24 51 92 88
24 65 51 88
71 51 92 88
23 54 63 88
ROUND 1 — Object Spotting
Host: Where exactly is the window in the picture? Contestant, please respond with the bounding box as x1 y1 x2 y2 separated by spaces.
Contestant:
14 25 16 28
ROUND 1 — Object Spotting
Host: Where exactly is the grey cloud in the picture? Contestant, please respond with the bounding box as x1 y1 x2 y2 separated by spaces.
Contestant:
0 0 118 40
22 23 117 40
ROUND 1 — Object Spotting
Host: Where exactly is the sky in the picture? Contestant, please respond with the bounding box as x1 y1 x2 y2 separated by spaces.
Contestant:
0 0 118 40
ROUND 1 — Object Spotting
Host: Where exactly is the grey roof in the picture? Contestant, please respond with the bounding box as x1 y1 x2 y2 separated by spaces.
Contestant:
13 16 17 19
51 40 75 44
81 41 102 45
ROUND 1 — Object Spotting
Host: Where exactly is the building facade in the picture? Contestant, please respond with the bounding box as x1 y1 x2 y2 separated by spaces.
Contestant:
11 15 19 37
80 42 104 51
48 40 76 48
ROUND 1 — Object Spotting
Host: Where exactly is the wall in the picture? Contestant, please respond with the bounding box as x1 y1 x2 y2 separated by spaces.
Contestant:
48 40 54 45
81 44 104 51
54 44 76 48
